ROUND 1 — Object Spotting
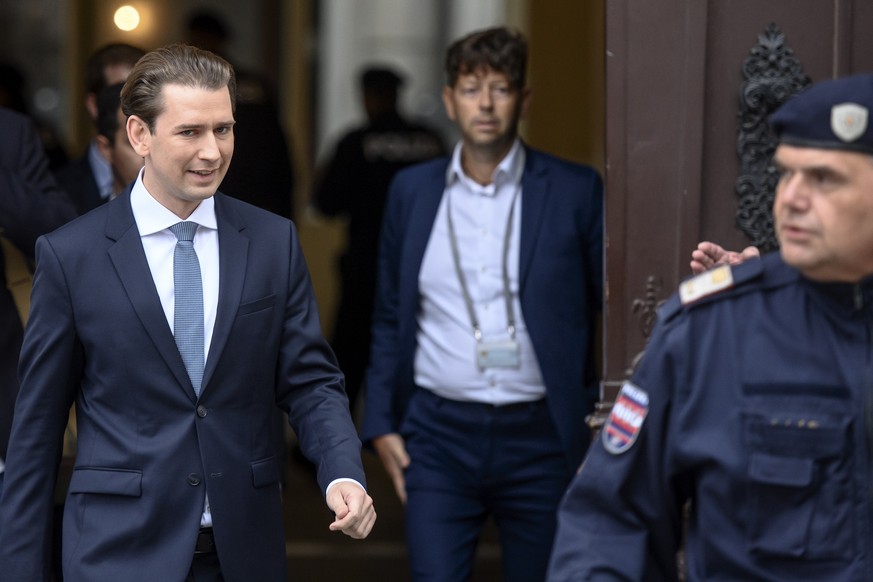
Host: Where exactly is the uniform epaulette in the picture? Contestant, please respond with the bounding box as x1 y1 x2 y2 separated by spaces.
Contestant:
658 259 765 322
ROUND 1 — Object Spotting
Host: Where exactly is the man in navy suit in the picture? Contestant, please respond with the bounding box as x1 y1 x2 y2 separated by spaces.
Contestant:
362 26 603 581
0 44 375 581
0 107 77 503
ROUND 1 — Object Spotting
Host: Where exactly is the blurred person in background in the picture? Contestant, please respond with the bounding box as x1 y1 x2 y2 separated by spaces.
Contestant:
54 43 145 215
185 10 296 219
314 65 445 412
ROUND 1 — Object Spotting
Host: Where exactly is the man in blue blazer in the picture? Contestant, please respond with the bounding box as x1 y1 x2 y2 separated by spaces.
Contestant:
0 44 375 581
362 27 602 581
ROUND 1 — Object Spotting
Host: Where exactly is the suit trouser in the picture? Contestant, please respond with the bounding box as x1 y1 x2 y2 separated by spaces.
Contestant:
402 388 572 582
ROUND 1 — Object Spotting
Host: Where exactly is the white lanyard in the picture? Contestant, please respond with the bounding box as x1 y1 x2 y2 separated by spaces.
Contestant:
445 185 520 343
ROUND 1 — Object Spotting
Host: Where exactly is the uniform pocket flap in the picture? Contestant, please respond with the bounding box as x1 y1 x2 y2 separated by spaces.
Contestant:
747 422 848 459
68 467 142 496
749 452 813 488
251 456 280 488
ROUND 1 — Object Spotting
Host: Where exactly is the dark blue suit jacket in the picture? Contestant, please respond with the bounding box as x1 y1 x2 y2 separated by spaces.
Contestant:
0 108 76 463
0 190 364 581
361 146 603 470
53 149 103 215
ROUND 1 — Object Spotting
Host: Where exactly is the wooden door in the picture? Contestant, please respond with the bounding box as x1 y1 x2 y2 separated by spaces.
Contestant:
601 0 873 408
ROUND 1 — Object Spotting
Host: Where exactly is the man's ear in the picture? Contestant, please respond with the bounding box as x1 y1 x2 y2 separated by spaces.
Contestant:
519 87 533 121
441 86 457 122
84 93 98 122
127 115 150 157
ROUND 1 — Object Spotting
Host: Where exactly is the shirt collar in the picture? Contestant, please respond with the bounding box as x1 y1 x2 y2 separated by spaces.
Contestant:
88 140 114 201
445 139 526 193
130 167 217 236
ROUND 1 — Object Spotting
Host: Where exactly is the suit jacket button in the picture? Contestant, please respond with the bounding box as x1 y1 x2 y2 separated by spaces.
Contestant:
196 405 208 418
187 473 201 486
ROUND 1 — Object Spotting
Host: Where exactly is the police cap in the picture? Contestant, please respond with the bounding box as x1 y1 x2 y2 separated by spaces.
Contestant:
770 73 873 155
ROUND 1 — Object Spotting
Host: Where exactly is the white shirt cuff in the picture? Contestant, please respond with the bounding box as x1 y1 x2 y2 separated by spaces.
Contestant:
325 477 365 498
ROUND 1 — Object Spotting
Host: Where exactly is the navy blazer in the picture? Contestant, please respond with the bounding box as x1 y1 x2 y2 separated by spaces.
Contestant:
0 191 364 581
361 146 603 471
54 150 103 215
0 108 76 462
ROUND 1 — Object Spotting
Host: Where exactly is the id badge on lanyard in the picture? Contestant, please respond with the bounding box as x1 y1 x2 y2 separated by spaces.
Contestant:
476 338 520 369
446 183 522 371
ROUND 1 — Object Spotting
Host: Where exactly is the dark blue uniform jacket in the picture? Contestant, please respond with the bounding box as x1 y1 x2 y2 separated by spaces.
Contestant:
549 252 873 581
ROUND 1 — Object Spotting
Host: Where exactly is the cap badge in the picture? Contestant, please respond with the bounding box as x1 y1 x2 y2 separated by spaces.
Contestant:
831 103 868 143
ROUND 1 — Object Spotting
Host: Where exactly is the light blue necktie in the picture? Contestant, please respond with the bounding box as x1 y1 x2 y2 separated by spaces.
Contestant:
170 221 204 397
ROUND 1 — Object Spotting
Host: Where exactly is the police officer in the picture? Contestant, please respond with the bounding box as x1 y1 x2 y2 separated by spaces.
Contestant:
314 67 445 411
548 72 873 581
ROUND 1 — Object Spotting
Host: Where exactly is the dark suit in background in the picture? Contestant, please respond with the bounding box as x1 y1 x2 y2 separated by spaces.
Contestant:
53 151 102 214
362 146 603 465
54 43 145 216
363 147 603 579
0 107 77 498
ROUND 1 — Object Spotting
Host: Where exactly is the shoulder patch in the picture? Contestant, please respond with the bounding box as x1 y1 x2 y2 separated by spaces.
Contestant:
603 382 649 454
679 264 733 305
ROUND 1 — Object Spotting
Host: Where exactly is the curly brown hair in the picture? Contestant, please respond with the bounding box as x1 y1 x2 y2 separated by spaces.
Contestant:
444 26 527 89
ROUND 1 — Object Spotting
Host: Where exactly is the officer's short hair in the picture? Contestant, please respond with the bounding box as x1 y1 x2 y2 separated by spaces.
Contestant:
770 73 873 155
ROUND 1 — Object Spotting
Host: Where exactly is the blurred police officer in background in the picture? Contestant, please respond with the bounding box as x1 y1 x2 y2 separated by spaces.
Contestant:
314 66 445 412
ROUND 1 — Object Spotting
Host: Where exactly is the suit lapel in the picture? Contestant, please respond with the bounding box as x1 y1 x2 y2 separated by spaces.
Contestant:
404 162 447 297
105 193 194 397
201 195 248 391
519 149 548 290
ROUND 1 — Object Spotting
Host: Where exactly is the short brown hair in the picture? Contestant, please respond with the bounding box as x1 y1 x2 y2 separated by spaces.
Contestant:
85 43 145 95
444 26 528 89
120 43 236 133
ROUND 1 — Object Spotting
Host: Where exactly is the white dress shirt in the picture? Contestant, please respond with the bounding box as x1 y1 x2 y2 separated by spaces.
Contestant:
130 169 219 526
414 139 546 405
